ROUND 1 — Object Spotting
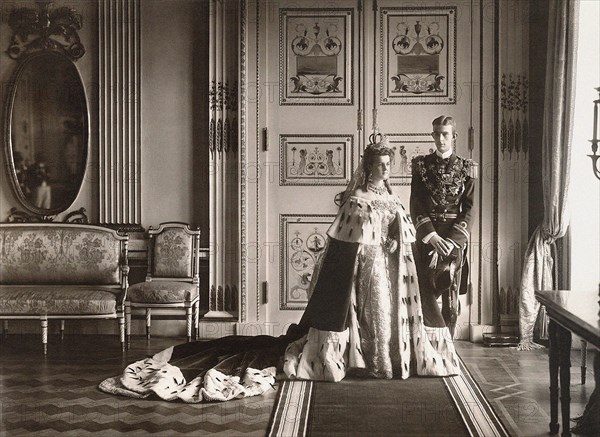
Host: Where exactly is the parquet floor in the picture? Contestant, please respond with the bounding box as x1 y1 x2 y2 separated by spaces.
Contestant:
456 341 594 437
0 335 595 436
0 335 276 436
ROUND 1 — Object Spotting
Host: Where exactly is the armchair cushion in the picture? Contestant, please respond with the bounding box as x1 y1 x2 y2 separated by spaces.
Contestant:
128 281 198 304
0 286 118 315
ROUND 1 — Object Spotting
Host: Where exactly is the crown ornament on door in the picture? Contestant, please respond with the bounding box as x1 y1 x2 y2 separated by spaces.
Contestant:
7 0 85 61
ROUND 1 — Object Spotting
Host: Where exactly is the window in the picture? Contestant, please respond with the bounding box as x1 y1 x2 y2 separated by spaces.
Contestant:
569 1 600 292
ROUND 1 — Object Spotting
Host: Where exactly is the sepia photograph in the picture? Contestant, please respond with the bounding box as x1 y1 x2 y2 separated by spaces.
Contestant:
0 0 598 436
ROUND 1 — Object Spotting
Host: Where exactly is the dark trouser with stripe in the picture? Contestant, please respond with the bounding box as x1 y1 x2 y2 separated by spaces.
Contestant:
414 238 463 338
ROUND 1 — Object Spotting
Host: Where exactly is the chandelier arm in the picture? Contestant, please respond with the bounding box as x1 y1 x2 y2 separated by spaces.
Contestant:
588 154 600 181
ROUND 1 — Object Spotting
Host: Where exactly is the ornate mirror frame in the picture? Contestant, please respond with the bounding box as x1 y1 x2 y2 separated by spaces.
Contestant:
3 1 88 220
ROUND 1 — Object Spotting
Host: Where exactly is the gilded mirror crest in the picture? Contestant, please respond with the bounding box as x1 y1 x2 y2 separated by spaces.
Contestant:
7 0 85 61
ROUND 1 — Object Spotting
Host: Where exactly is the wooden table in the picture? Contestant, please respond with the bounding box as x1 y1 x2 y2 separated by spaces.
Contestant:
535 289 600 437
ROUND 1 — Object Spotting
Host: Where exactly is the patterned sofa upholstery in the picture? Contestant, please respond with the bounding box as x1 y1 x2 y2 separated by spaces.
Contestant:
0 223 129 353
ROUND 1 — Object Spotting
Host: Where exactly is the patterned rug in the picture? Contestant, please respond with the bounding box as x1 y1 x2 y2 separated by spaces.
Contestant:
267 355 509 437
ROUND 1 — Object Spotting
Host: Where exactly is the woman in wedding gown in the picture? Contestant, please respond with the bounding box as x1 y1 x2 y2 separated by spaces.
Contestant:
100 134 459 403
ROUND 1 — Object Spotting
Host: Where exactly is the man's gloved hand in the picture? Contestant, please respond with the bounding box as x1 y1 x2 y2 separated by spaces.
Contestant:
429 234 454 257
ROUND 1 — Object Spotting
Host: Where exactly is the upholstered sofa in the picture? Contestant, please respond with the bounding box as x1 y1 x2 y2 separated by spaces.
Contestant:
0 223 129 353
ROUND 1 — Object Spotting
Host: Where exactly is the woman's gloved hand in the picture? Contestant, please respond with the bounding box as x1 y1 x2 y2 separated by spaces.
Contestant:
385 238 398 254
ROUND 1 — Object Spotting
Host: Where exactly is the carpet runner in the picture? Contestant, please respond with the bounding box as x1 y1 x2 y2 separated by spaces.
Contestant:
268 380 313 437
267 355 510 436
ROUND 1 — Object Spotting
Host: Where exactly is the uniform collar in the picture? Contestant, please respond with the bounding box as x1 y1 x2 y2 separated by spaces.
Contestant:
435 149 453 159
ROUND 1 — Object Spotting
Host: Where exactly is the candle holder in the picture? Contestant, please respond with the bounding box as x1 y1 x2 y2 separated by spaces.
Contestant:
589 87 600 180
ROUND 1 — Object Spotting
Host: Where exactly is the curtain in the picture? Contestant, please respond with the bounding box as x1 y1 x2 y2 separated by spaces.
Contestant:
517 0 579 351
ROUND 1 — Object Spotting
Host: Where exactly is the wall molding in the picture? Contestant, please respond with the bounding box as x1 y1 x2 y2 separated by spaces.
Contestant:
98 0 141 226
239 0 248 323
205 0 239 321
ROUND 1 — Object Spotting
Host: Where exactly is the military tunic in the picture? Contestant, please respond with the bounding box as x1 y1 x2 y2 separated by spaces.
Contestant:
410 152 476 332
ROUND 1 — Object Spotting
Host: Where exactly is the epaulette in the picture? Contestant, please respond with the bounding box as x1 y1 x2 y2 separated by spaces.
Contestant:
411 155 425 165
464 159 479 179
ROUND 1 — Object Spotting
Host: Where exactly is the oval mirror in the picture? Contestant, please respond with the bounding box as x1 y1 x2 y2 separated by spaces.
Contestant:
5 51 88 216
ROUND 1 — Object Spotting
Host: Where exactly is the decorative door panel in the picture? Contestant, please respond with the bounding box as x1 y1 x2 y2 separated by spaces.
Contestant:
279 134 355 186
261 0 361 328
279 9 355 106
380 6 457 105
279 214 336 311
371 1 475 156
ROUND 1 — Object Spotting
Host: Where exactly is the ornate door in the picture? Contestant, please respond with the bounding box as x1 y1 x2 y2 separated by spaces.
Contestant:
259 0 362 330
244 0 490 339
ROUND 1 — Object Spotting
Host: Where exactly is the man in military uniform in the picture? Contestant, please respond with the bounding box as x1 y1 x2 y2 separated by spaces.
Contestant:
410 115 476 338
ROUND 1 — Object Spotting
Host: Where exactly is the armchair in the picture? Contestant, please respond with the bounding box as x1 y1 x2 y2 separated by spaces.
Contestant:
125 222 201 345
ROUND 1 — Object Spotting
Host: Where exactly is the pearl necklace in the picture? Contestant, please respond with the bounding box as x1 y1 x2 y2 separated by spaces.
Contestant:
367 183 387 195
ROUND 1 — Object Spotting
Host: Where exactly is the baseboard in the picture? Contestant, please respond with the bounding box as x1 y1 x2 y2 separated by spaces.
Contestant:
239 322 295 337
469 324 495 343
198 321 238 338
197 321 288 339
4 320 527 347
